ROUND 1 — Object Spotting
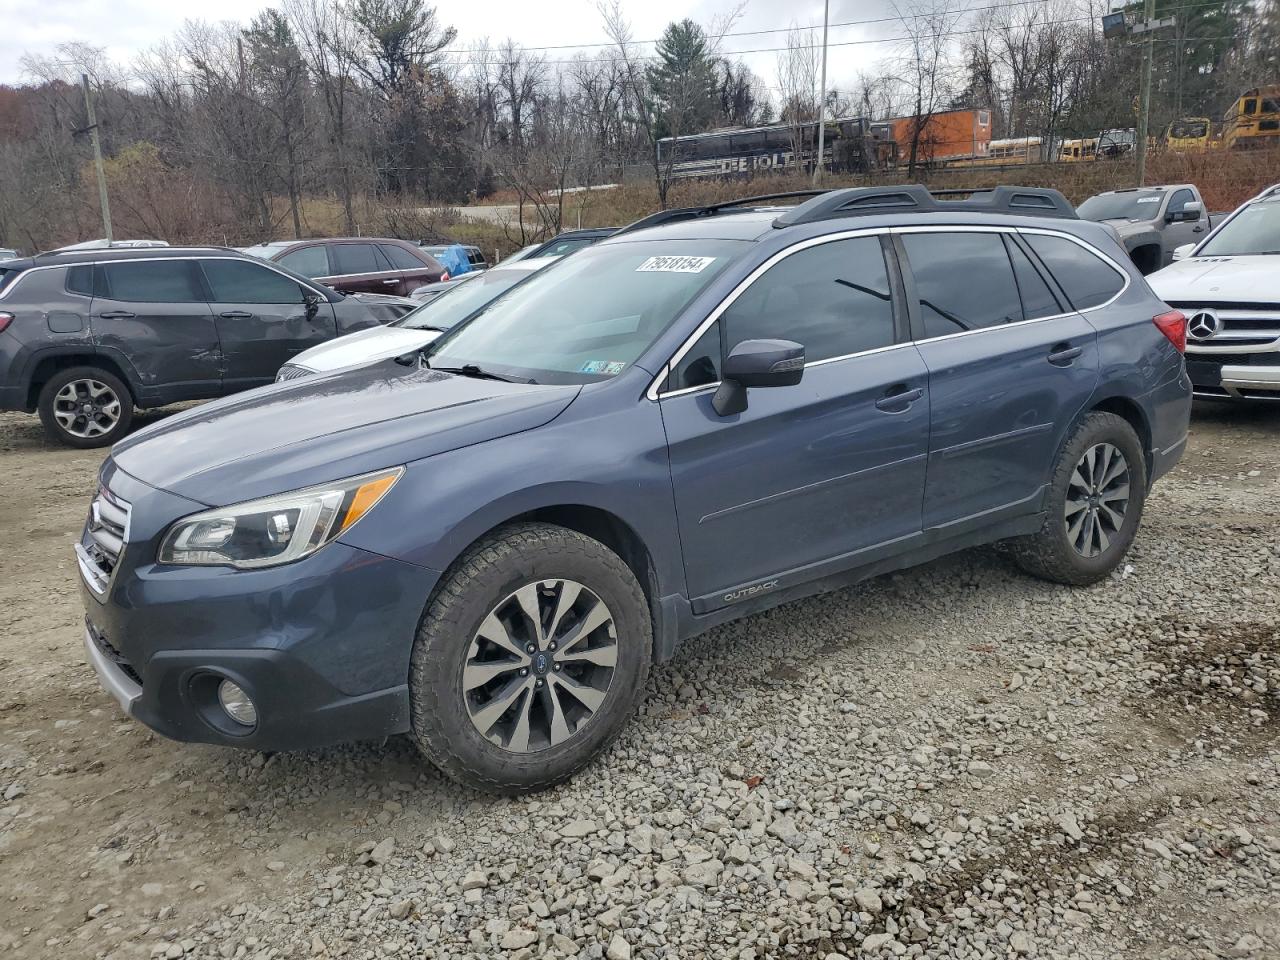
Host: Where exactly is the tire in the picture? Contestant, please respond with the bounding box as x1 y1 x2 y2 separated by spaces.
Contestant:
36 366 134 449
1008 411 1147 586
408 522 652 794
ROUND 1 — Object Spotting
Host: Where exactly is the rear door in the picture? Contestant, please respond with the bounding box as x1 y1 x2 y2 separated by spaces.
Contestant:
660 234 930 608
322 242 399 295
378 242 441 295
200 258 336 392
897 228 1100 534
92 259 221 402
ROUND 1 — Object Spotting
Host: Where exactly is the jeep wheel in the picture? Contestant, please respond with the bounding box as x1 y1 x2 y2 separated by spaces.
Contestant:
408 523 651 793
37 367 134 449
1008 411 1147 586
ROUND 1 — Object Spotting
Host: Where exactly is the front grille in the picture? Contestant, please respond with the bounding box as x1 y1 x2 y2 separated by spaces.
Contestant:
77 486 130 595
276 364 313 382
1167 301 1280 312
86 619 142 686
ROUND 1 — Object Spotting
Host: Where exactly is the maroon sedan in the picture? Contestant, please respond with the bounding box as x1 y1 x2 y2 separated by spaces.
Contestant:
243 238 449 296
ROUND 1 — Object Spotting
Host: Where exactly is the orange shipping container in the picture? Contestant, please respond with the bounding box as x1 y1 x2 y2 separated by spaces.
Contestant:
890 108 993 163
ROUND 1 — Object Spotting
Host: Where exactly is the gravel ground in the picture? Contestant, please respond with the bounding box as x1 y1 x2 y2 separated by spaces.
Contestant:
1 402 1278 960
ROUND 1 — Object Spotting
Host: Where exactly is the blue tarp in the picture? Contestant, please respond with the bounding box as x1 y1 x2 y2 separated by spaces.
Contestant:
433 244 471 278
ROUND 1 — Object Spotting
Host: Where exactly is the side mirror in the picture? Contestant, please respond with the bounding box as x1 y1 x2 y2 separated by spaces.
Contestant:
712 339 805 416
1171 243 1195 261
303 291 322 320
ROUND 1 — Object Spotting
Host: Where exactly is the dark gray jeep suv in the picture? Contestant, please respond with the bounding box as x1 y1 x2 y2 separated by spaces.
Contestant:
77 187 1192 792
0 247 380 447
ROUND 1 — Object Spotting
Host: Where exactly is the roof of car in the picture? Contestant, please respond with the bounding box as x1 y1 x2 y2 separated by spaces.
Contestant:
5 246 248 270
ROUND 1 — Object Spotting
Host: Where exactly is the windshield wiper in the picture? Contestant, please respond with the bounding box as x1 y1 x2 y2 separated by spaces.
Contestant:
431 363 532 384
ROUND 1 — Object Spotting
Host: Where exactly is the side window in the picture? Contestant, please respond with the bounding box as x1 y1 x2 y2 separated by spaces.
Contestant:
380 244 426 270
1167 188 1193 216
102 260 203 303
670 321 722 390
331 243 386 275
722 236 895 363
1023 234 1125 311
1243 98 1258 115
1005 237 1061 320
202 259 304 304
278 246 329 279
901 232 1022 339
66 264 94 297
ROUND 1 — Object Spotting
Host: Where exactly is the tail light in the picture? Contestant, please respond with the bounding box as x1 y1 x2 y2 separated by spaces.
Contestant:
440 271 450 282
0 312 13 334
1153 309 1186 353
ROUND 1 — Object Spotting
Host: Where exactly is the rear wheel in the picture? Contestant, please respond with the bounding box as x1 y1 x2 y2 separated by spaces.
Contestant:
408 523 651 793
36 367 134 448
1008 412 1147 585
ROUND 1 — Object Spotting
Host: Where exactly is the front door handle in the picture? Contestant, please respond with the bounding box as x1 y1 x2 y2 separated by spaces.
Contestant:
875 385 923 411
219 310 254 319
1048 343 1083 366
97 310 135 320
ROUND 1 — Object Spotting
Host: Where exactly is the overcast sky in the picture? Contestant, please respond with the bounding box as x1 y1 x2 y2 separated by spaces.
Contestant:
0 0 905 97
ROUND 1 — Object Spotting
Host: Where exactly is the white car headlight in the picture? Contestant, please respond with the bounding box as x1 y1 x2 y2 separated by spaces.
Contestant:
158 468 403 569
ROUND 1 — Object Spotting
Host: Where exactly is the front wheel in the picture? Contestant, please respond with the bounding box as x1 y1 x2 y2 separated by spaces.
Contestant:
36 366 134 448
1008 411 1147 586
408 523 652 793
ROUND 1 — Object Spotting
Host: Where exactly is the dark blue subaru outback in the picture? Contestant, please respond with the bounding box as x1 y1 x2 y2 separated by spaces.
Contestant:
78 187 1192 792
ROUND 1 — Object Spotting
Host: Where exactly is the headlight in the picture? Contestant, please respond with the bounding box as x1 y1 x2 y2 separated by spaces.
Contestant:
158 468 402 569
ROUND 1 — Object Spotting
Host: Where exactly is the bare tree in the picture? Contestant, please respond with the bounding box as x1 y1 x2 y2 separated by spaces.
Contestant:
891 0 963 177
775 25 821 174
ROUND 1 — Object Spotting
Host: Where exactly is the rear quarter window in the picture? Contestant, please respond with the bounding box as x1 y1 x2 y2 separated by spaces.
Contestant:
66 264 95 297
0 267 17 292
1022 234 1126 311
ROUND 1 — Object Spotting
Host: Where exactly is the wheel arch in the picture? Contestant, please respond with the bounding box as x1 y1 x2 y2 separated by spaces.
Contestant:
25 349 138 411
1089 393 1153 480
427 503 666 659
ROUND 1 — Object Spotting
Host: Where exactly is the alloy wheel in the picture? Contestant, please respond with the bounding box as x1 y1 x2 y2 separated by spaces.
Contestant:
463 579 618 753
52 379 122 440
1065 442 1130 558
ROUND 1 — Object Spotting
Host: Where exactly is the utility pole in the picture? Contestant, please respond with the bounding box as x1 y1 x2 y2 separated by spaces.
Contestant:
1134 0 1155 187
81 73 112 243
812 0 830 185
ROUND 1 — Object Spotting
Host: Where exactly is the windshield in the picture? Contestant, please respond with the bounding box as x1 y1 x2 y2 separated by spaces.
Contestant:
397 269 532 331
1078 191 1166 221
241 244 278 260
1198 198 1280 256
1170 120 1208 139
427 239 745 385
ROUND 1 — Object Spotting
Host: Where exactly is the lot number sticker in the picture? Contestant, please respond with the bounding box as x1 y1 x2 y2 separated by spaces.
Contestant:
1136 196 1161 203
636 255 717 273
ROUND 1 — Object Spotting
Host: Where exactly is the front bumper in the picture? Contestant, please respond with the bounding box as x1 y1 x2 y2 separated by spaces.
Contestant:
1186 356 1280 400
80 523 440 752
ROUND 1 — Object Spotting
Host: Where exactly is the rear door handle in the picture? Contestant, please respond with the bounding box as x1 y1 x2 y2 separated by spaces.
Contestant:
219 310 254 319
381 279 400 285
1048 344 1083 366
1192 226 1204 233
875 385 923 411
96 310 135 320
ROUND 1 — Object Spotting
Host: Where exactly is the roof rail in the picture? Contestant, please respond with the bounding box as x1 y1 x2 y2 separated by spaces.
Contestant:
772 184 1077 228
616 190 828 236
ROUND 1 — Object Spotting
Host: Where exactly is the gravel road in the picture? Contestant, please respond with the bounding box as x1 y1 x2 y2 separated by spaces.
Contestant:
1 403 1277 960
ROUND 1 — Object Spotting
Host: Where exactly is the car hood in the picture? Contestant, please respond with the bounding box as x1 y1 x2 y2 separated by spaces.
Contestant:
291 325 443 373
1147 255 1280 303
111 363 580 506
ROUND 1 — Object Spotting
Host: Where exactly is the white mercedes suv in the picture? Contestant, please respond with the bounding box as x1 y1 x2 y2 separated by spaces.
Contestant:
1149 183 1280 400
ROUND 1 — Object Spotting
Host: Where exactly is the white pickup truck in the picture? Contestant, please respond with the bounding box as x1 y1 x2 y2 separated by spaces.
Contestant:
1077 184 1218 274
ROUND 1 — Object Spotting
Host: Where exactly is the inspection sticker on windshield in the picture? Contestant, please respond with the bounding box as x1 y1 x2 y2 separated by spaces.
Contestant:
580 360 626 375
636 255 717 273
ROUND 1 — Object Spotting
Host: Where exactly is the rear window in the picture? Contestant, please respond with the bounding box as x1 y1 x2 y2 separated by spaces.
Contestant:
101 260 204 303
380 244 427 271
331 243 387 275
1023 234 1125 310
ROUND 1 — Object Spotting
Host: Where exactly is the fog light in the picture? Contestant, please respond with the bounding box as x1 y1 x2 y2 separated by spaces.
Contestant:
217 679 258 726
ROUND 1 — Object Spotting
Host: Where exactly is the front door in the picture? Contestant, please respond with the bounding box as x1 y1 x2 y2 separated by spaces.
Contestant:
92 258 221 402
660 235 930 610
1163 189 1207 262
200 258 336 392
896 229 1101 533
